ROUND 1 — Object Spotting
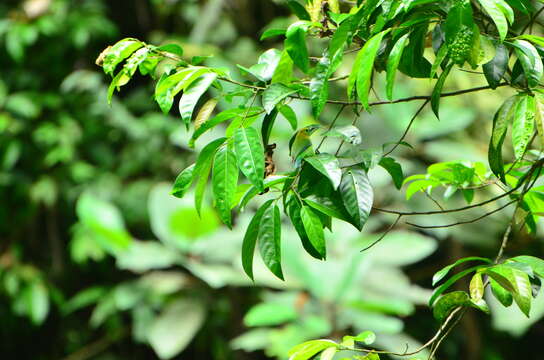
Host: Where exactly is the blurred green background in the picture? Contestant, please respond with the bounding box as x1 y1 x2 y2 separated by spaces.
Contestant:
1 0 543 359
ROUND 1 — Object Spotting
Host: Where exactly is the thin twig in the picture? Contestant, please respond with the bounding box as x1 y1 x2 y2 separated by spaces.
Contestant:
383 99 429 157
360 215 402 252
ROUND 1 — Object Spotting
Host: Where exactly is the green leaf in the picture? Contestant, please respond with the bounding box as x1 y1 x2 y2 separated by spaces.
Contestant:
430 265 487 306
340 166 374 230
285 21 311 73
490 277 514 307
238 49 282 82
432 291 470 322
510 255 544 278
398 22 432 77
239 175 288 211
242 200 273 279
535 92 544 149
179 73 218 128
190 108 255 147
102 38 143 76
304 153 342 190
156 43 184 57
511 94 535 159
355 30 389 110
285 193 324 260
261 109 278 146
488 95 518 181
386 33 409 100
485 265 533 316
300 205 326 259
477 0 509 41
107 47 150 103
262 83 297 114
258 203 283 280
288 340 339 360
279 105 298 130
512 39 544 88
444 0 475 65
310 54 331 119
212 144 238 228
194 137 226 215
432 257 492 286
354 330 376 345
260 28 286 40
379 157 404 189
286 0 311 21
171 164 195 198
483 43 508 89
431 63 453 118
469 273 485 301
154 67 209 114
234 127 265 191
272 50 294 84
24 282 49 325
430 44 449 80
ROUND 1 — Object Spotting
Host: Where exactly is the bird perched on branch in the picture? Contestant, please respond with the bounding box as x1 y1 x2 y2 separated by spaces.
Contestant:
289 125 320 166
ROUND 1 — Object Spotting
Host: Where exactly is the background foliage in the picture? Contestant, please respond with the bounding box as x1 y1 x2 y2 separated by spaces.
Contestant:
1 0 544 359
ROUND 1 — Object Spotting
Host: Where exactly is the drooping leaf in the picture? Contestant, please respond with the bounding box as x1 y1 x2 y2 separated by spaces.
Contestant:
304 153 342 190
272 50 294 84
261 109 278 146
340 166 374 230
486 265 533 317
477 0 509 41
488 95 518 181
483 43 508 89
258 203 283 280
535 92 544 149
378 157 404 189
286 0 311 21
510 255 544 278
234 127 265 191
242 200 274 279
355 30 390 110
212 144 238 228
285 21 312 73
285 193 324 260
193 137 226 215
154 67 210 114
431 63 453 118
300 205 326 259
279 105 298 130
386 33 409 100
490 277 513 307
430 265 488 306
171 164 195 198
512 39 544 88
179 73 218 128
511 94 535 159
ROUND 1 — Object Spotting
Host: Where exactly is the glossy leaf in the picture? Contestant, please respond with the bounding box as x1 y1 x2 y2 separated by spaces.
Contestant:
432 256 492 286
488 95 518 181
433 291 470 322
386 33 409 100
512 39 543 88
258 203 283 280
171 164 195 198
304 154 342 190
190 108 255 147
300 205 326 259
279 105 297 130
285 193 324 260
511 255 544 278
242 200 273 279
511 94 535 160
483 43 508 89
323 125 361 145
340 166 374 230
193 137 226 215
477 0 509 41
262 83 297 114
469 273 484 301
431 63 453 118
212 144 238 228
194 99 218 133
179 73 218 128
288 340 339 360
379 157 404 189
355 30 389 110
485 265 533 316
102 38 143 76
234 127 265 191
430 265 488 306
490 277 514 307
285 21 311 73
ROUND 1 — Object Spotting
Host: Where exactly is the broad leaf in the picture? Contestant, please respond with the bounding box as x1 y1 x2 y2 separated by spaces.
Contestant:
171 164 195 198
179 73 218 128
242 200 274 279
285 21 311 73
300 205 326 259
340 166 374 230
488 95 518 181
234 127 265 191
262 83 297 114
212 144 238 228
386 33 409 100
355 30 389 110
433 291 470 322
490 277 513 307
304 154 342 190
483 43 508 89
432 256 492 286
258 203 283 280
379 157 404 189
288 340 339 360
512 40 543 88
102 38 143 76
194 137 226 215
477 0 509 41
511 94 535 159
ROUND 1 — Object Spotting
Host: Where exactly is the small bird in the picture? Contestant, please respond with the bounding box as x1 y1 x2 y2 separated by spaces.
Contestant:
289 125 320 166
